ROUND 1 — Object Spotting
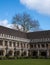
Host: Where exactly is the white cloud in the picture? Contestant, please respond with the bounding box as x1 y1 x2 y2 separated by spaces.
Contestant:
0 19 14 28
0 19 23 30
20 0 50 15
0 19 9 27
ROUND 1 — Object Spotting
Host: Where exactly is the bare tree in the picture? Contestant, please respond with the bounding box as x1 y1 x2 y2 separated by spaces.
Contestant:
12 13 40 32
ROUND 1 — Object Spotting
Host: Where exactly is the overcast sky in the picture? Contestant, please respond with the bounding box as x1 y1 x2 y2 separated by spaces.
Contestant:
0 0 50 30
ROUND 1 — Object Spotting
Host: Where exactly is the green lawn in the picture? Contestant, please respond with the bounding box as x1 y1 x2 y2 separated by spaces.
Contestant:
0 59 50 65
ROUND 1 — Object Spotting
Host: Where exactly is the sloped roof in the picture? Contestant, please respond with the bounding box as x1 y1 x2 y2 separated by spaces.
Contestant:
27 30 50 39
0 26 27 38
0 26 50 39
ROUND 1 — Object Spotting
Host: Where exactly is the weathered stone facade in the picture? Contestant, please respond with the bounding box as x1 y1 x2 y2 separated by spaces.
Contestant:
0 26 50 58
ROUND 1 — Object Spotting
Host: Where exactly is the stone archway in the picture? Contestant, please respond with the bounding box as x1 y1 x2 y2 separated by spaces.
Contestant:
32 50 38 57
0 50 4 56
14 51 17 56
8 50 13 56
40 51 47 57
40 51 47 56
22 51 26 57
14 51 20 56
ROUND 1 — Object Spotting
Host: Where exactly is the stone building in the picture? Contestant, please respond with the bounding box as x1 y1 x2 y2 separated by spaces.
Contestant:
0 26 50 58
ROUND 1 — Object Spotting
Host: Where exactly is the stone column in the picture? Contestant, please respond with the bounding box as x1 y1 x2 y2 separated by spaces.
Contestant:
37 50 39 57
20 50 22 57
25 43 27 48
11 41 14 56
12 50 14 56
3 40 5 56
26 50 28 57
16 42 17 47
19 42 21 49
36 44 38 48
3 49 6 56
47 50 49 58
